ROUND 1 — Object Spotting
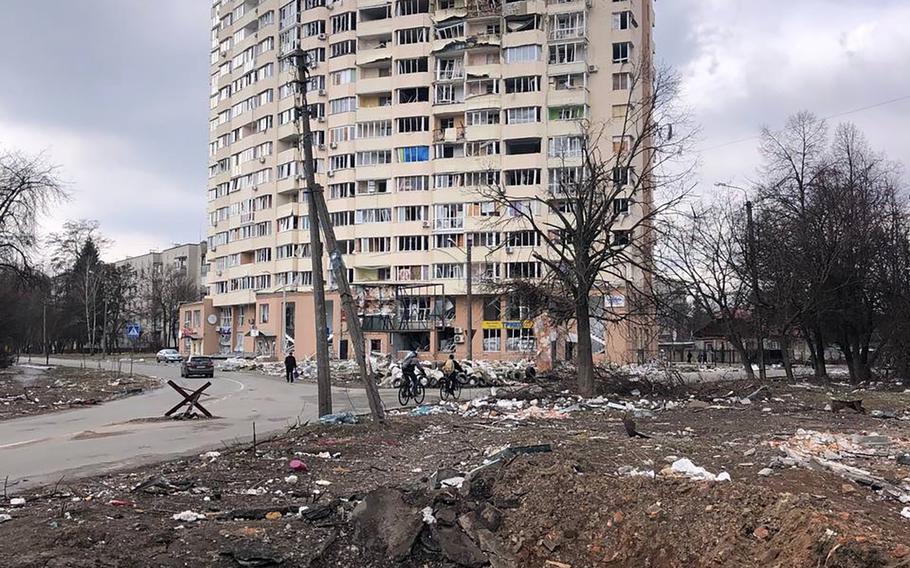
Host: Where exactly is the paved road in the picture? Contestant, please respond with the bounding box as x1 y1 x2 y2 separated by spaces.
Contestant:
0 358 407 490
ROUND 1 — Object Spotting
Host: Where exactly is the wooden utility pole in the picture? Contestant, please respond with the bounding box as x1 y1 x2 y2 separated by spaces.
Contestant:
287 56 385 422
745 200 766 381
291 53 332 417
465 237 473 361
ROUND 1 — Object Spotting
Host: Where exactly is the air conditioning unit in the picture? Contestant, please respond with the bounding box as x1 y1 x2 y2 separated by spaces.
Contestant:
318 89 327 96
216 270 223 277
453 334 465 344
326 2 334 9
318 143 326 150
454 327 464 335
327 170 335 177
317 33 327 41
329 141 338 149
259 157 266 163
505 245 514 254
317 116 325 122
588 64 599 74
251 185 259 191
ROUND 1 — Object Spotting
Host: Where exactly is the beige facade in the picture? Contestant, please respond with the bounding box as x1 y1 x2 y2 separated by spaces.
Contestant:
203 0 654 362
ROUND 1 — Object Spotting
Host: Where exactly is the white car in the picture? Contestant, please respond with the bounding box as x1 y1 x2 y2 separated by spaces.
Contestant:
156 349 182 363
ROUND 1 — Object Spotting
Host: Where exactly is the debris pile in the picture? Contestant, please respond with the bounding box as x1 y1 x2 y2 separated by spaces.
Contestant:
0 365 158 421
769 429 910 512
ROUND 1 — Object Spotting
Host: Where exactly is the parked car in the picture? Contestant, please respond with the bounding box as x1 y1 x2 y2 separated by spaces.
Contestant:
181 356 214 378
156 349 182 363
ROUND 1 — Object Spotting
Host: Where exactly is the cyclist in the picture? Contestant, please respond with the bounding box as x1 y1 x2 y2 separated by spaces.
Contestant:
442 353 463 395
400 350 423 397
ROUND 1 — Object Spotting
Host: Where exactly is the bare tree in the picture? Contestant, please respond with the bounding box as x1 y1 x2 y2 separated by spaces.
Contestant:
0 151 66 275
657 200 758 379
476 65 695 395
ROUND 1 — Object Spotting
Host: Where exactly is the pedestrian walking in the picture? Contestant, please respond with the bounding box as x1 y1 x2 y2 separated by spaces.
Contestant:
284 352 297 383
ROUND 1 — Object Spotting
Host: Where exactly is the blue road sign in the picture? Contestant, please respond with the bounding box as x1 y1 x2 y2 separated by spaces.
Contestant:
126 323 142 339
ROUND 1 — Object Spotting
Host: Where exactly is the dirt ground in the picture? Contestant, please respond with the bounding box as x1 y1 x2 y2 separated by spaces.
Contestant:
0 374 909 567
0 364 160 421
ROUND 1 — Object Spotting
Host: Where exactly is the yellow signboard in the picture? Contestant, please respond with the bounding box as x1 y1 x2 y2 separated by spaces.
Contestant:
482 321 503 330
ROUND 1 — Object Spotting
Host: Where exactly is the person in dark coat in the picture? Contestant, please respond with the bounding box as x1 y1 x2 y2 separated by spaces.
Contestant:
284 352 297 383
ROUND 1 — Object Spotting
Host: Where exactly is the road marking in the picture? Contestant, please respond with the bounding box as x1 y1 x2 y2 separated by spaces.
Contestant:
0 438 42 450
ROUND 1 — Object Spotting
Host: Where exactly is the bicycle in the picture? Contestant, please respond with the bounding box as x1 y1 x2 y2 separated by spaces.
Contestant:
440 371 465 401
398 371 426 406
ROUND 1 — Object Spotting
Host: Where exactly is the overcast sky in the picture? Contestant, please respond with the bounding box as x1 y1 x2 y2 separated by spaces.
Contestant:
1 0 908 261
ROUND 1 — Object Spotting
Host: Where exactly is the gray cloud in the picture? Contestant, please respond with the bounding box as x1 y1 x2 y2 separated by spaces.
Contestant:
1 1 908 261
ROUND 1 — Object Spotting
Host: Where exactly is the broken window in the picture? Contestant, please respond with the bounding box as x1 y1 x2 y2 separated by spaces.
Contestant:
397 116 430 133
435 21 465 40
505 138 542 155
396 175 430 192
549 42 585 64
505 14 541 33
397 87 430 103
504 76 540 93
397 57 429 74
612 41 632 63
505 106 540 124
396 27 430 44
612 10 636 30
504 169 541 186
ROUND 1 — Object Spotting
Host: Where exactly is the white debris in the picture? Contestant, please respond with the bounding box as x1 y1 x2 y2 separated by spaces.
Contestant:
315 479 332 486
440 477 466 489
758 468 774 477
244 487 267 496
9 498 25 507
421 506 437 524
0 514 11 523
669 458 718 481
411 468 423 473
172 510 206 522
284 475 299 484
902 507 910 520
200 451 221 460
716 472 732 482
317 451 333 459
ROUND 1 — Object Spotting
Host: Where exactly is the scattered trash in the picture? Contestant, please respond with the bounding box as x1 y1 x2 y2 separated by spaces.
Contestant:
319 412 359 425
265 511 283 521
172 510 206 522
9 498 25 507
421 506 436 525
716 472 732 482
289 459 308 472
758 468 774 477
896 453 910 466
315 480 332 486
902 507 910 520
666 458 721 481
0 514 11 523
284 475 298 484
199 451 221 460
440 477 465 489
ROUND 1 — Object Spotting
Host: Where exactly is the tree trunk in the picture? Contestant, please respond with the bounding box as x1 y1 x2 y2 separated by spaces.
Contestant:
780 333 795 382
812 327 828 380
575 295 595 396
729 336 756 381
839 337 857 383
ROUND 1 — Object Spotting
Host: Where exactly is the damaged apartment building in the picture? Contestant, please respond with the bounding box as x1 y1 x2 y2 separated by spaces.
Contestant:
182 0 653 363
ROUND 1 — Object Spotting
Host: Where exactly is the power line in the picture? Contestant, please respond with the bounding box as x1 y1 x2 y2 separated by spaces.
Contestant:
698 93 910 152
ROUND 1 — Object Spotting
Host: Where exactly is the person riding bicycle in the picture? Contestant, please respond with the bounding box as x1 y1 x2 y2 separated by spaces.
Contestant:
442 354 463 394
400 350 424 396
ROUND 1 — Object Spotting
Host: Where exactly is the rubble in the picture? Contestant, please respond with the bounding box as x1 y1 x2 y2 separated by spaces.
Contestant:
171 510 206 522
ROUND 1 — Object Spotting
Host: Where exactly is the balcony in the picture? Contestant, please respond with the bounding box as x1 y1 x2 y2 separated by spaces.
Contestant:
434 218 465 232
433 126 466 142
549 25 585 41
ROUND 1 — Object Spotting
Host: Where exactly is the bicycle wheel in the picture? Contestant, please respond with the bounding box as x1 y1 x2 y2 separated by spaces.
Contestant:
440 382 450 401
414 383 426 404
398 384 410 406
451 379 462 401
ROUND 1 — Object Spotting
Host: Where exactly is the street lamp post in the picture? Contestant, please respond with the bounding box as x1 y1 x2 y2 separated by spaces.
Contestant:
715 182 766 381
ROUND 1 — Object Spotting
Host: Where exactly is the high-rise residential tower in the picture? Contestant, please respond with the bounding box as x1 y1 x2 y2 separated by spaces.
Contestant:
182 0 654 363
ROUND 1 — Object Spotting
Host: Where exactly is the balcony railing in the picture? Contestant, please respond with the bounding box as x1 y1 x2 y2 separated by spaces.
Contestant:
433 218 465 232
433 126 466 142
550 26 586 41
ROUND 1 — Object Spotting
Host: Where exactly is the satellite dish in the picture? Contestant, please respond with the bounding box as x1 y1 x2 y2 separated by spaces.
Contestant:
207 314 218 325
